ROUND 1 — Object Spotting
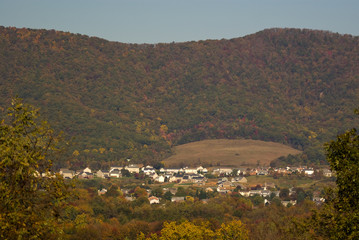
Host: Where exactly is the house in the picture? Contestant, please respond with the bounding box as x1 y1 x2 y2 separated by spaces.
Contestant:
281 200 297 207
98 188 107 196
125 196 135 202
167 168 181 174
322 169 333 177
217 188 232 194
238 168 247 175
171 196 185 202
109 169 121 178
217 181 233 191
304 169 314 176
184 168 198 174
192 176 206 184
142 165 156 175
213 168 233 176
83 167 92 173
261 190 271 197
96 170 109 179
78 172 94 179
248 169 258 176
168 188 177 195
126 164 141 173
257 169 269 175
148 196 160 204
232 177 248 184
205 187 214 193
221 177 229 182
181 175 191 183
59 168 75 179
239 191 250 197
156 175 165 183
110 166 122 171
238 176 248 183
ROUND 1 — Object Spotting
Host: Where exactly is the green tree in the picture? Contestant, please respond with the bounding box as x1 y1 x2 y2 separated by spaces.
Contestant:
279 188 290 200
175 186 187 197
163 191 173 201
106 185 120 197
311 109 359 239
151 187 163 197
0 98 73 239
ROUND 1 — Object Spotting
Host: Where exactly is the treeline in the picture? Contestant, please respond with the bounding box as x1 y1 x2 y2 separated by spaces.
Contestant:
60 183 316 240
1 27 359 167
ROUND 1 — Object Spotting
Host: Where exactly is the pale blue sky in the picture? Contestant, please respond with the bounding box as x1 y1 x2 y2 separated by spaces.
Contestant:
0 0 358 43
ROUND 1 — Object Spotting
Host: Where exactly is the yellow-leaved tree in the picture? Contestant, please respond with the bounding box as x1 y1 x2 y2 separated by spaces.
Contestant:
0 98 73 239
138 219 248 240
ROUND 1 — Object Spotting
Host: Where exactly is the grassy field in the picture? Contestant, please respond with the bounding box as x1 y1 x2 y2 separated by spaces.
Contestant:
246 175 336 190
163 139 301 168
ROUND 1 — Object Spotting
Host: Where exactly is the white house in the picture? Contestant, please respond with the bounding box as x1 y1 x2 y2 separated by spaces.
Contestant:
125 164 141 173
184 167 198 174
304 169 314 176
162 168 181 174
59 168 75 179
150 172 159 180
148 196 160 204
156 175 165 183
83 167 92 173
109 169 121 178
142 165 156 175
322 169 333 177
168 176 178 183
110 166 122 172
213 168 233 175
98 188 107 196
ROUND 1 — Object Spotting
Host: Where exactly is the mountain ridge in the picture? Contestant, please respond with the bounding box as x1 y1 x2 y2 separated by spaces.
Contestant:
1 26 358 168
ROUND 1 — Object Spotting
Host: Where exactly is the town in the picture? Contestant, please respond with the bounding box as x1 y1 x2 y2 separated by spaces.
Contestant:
59 164 334 207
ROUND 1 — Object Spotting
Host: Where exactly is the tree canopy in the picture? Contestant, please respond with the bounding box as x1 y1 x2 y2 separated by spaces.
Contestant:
309 109 359 239
0 98 73 239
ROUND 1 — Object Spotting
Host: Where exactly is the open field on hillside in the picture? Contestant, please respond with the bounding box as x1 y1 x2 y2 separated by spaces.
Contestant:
246 175 335 189
163 139 301 168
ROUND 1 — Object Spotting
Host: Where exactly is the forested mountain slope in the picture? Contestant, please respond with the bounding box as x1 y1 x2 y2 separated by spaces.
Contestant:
1 26 358 168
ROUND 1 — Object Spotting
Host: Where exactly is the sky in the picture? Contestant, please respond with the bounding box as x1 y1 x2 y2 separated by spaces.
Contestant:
0 0 358 44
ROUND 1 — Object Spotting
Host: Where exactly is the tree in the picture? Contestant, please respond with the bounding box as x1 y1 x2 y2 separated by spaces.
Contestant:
0 98 73 239
325 125 359 238
216 220 249 240
311 109 359 239
106 185 120 197
134 186 148 198
163 191 173 201
156 220 215 240
279 188 290 200
141 220 249 240
175 186 187 197
151 187 163 197
121 168 131 177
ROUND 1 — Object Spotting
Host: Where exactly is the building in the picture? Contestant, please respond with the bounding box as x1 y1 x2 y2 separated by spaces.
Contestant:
59 168 75 179
148 196 160 204
126 164 141 173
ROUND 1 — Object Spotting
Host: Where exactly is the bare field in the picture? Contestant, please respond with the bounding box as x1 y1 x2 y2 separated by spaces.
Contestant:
163 139 301 168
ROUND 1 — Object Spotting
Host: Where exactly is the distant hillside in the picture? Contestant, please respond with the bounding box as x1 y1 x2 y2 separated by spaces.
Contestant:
163 139 301 168
0 26 358 168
